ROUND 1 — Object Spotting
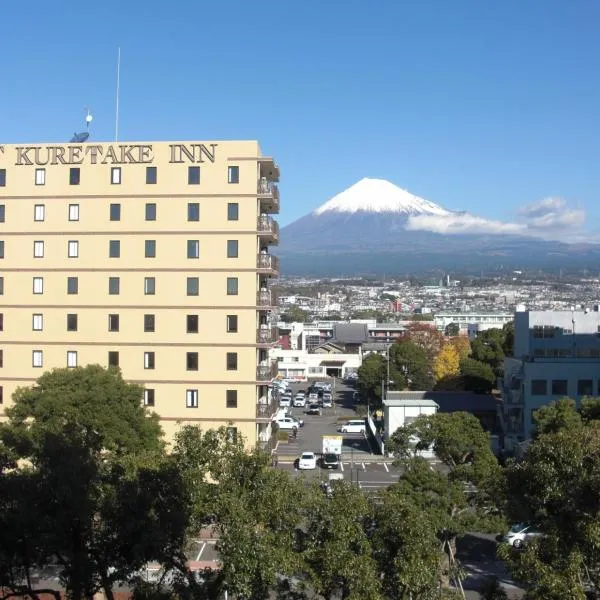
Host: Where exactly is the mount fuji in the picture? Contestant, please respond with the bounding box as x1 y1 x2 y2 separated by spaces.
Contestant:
278 178 600 276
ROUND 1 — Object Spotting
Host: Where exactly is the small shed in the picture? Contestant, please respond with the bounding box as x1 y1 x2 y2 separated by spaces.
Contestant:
383 392 439 436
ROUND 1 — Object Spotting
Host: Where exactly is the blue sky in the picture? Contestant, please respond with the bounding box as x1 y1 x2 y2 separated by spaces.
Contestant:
1 0 599 236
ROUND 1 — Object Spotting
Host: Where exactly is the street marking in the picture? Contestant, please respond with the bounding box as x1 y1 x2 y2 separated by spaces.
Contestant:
196 542 206 561
383 462 389 472
340 462 344 472
362 463 366 471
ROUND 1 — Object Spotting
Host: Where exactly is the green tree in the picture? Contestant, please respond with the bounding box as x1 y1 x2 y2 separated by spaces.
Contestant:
502 321 514 358
532 397 582 437
356 354 388 402
580 396 600 423
459 357 495 393
470 328 507 378
444 322 460 337
280 306 308 323
390 340 433 391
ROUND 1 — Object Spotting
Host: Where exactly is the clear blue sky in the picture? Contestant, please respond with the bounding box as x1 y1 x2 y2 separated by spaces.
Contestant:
1 0 599 233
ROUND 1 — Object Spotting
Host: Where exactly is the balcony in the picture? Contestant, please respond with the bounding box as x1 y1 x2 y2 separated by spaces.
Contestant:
256 397 278 419
256 361 278 381
257 216 279 243
257 289 273 307
257 180 280 214
257 253 280 275
257 327 278 344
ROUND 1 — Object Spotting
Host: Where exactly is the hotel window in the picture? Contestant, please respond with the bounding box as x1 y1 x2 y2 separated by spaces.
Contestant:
0 205 4 222
144 389 155 407
226 390 238 408
108 351 119 367
226 315 238 333
69 167 80 185
227 240 238 258
227 203 239 221
33 241 44 258
227 165 239 184
227 277 238 295
108 277 120 295
0 386 3 404
33 277 44 294
144 277 156 295
531 380 547 396
187 203 200 221
32 314 43 331
187 240 199 259
578 379 593 396
67 313 78 332
109 240 120 258
188 166 200 185
0 350 3 368
552 379 568 395
111 167 121 184
34 204 45 222
0 241 4 259
146 166 157 184
67 351 78 368
145 203 156 221
186 315 199 333
68 240 79 258
186 352 198 371
35 168 46 186
145 240 156 258
108 314 120 332
144 314 155 332
69 204 80 221
226 352 238 371
32 350 43 368
0 277 4 295
110 203 121 221
67 276 78 295
186 389 198 408
187 277 199 296
144 351 155 370
0 169 5 186
0 313 3 331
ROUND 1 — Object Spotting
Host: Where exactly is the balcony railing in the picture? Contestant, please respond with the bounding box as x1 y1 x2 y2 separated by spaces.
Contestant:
258 180 280 199
257 327 278 344
256 398 278 419
257 289 273 306
256 362 278 381
257 216 280 240
257 253 280 273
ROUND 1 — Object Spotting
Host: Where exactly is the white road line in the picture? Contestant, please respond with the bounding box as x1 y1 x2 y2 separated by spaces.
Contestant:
383 462 389 472
196 542 206 561
362 463 366 471
340 461 344 472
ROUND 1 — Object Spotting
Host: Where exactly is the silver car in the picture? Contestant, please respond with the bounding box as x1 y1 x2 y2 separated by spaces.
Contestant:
503 523 542 548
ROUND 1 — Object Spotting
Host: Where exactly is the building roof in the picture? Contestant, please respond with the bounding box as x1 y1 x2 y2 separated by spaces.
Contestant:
384 398 439 408
332 323 369 344
384 391 498 413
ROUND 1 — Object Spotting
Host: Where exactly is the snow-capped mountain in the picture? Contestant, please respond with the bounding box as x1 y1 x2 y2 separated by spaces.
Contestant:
278 179 600 276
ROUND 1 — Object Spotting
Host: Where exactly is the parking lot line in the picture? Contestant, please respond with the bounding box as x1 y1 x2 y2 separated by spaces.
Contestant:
383 462 389 472
196 542 206 561
361 462 366 471
340 461 344 472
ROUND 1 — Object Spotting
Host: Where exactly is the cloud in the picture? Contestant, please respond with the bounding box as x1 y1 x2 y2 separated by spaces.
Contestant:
406 212 526 235
518 197 586 229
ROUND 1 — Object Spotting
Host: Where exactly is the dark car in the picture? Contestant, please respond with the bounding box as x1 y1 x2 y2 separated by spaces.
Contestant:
321 453 339 469
306 403 322 416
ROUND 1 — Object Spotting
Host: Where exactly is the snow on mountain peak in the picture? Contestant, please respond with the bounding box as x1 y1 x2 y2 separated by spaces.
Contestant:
313 178 450 216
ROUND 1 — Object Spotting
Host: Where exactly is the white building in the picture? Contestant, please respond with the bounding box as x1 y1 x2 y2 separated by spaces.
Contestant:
503 308 600 448
434 312 513 338
270 347 362 381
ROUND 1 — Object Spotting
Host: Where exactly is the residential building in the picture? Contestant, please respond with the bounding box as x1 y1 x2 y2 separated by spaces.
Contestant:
0 140 280 446
434 312 513 338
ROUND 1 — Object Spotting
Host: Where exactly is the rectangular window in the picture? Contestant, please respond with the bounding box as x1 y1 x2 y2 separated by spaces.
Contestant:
0 350 3 368
187 277 199 296
0 386 3 404
146 166 157 185
227 240 239 258
67 351 78 368
0 169 5 186
186 315 198 333
110 203 121 221
34 241 44 258
32 314 43 331
531 379 547 396
111 167 121 184
578 379 593 396
145 240 156 258
109 240 120 258
35 168 46 186
0 313 3 331
144 277 156 295
226 315 238 333
226 426 237 443
0 277 4 295
108 351 119 367
69 167 80 186
186 389 198 408
34 204 45 222
188 166 200 185
68 240 79 258
227 202 239 221
228 165 239 184
145 203 156 221
226 352 238 371
0 205 4 222
33 277 44 294
144 314 155 332
187 240 199 259
67 313 78 332
227 277 238 295
144 389 155 407
108 277 120 295
69 204 80 221
32 350 43 368
0 241 4 259
187 203 200 222
186 352 198 371
144 351 155 369
551 379 568 395
226 390 238 408
67 276 78 295
108 314 120 332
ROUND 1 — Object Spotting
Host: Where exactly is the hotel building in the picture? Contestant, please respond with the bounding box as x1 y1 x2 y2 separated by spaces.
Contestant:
0 140 281 445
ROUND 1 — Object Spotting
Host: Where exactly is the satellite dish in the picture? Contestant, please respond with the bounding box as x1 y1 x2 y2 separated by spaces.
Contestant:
70 132 90 143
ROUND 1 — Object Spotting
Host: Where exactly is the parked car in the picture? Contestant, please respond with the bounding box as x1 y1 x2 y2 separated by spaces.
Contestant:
306 403 322 416
503 523 542 548
321 453 339 470
293 395 306 407
298 452 317 470
279 396 292 408
321 393 333 408
273 416 304 430
308 391 319 400
339 419 366 434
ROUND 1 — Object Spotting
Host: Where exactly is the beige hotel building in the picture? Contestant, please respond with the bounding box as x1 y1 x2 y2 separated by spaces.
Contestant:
0 140 281 445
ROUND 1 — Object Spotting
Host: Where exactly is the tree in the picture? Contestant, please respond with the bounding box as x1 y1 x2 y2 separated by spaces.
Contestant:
580 396 600 423
459 357 495 393
280 306 308 323
390 340 433 391
356 354 388 402
502 321 514 358
433 343 460 381
532 397 582 437
404 322 445 362
470 328 506 378
448 336 471 360
444 322 460 337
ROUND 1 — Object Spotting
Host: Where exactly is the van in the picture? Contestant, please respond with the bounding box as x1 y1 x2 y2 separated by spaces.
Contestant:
339 419 366 434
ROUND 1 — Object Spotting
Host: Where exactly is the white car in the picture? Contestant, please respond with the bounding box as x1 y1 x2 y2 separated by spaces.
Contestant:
321 393 333 408
279 396 292 408
339 419 366 434
298 452 317 470
503 523 542 548
273 416 304 430
293 395 306 407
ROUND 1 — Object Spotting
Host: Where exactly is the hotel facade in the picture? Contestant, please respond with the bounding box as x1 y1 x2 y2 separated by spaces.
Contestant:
0 140 281 445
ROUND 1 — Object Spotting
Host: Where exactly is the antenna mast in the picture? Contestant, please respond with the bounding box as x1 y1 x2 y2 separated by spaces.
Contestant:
115 47 121 142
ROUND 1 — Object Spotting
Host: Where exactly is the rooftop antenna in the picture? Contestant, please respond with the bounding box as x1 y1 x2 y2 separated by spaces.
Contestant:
70 107 93 143
115 47 121 142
